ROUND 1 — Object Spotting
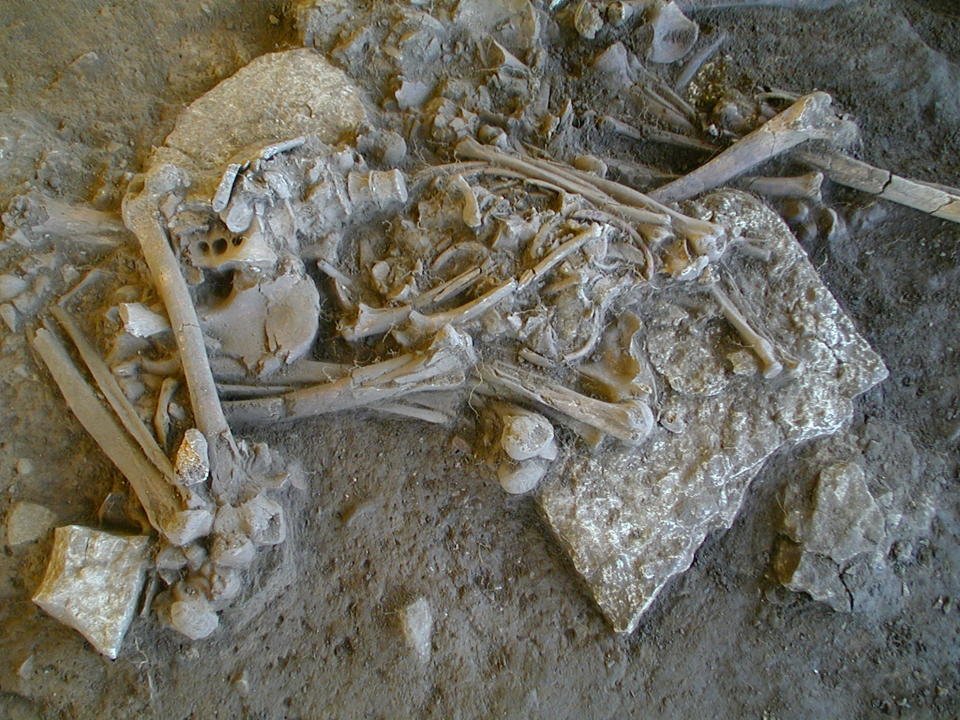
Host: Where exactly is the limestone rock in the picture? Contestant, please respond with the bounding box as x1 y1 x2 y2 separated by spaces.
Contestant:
401 597 433 662
782 462 885 563
5 502 57 546
160 49 365 198
537 191 887 633
33 525 150 659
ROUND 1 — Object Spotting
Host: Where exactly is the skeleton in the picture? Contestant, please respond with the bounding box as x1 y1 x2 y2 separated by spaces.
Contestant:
23 0 950 655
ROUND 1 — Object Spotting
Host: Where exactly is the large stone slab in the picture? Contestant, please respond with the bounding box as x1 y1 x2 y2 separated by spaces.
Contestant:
537 190 887 633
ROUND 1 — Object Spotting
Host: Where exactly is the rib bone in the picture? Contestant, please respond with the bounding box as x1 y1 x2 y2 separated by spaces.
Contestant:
651 92 857 204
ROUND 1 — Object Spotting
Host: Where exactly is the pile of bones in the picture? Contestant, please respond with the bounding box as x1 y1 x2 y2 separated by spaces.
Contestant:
12 0 960 657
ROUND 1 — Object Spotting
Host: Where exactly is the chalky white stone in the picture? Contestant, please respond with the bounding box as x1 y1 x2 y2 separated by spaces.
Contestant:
33 525 150 659
537 191 887 633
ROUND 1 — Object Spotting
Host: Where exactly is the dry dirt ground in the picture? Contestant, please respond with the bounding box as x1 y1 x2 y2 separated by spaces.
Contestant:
1 1 959 718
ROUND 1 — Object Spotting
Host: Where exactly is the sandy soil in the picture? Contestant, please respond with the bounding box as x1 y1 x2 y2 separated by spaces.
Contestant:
1 1 958 718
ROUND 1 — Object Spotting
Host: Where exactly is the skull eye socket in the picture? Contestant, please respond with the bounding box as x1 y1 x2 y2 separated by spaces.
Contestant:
213 237 228 255
199 241 210 254
232 236 243 247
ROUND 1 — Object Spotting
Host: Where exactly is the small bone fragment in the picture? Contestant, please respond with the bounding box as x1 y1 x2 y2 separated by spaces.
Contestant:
652 92 857 204
168 594 219 641
498 458 549 494
239 494 286 546
175 429 210 486
401 597 433 662
708 284 782 378
450 174 481 228
33 525 150 659
573 0 604 38
347 169 408 208
119 303 171 338
480 362 654 444
0 274 28 302
498 406 557 461
572 155 608 177
153 376 179 449
740 172 823 200
31 328 192 542
5 502 57 546
794 149 960 224
646 0 699 64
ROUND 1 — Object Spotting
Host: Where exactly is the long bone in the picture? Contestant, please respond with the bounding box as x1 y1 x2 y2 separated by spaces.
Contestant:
31 327 209 545
794 149 960 224
478 362 654 445
600 114 718 153
222 326 476 424
122 165 239 499
707 283 783 378
651 92 857 204
739 172 823 200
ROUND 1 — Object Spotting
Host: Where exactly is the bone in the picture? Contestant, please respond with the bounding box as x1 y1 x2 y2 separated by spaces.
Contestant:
154 376 180 450
794 149 960 224
674 30 726 92
646 0 699 64
600 114 718 153
342 267 486 342
49 307 181 487
122 165 239 499
636 85 698 134
652 92 858 204
31 328 196 543
707 284 782 379
495 404 557 462
223 326 476 424
404 279 518 338
517 225 601 291
739 172 824 200
479 362 654 445
450 174 481 229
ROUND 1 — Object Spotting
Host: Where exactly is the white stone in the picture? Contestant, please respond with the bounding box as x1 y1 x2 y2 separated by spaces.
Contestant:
5 501 57 546
119 302 170 338
175 429 210 486
32 525 150 659
401 597 433 662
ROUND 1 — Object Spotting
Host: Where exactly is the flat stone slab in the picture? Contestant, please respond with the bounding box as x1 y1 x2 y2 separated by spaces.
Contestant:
537 190 887 633
33 525 151 659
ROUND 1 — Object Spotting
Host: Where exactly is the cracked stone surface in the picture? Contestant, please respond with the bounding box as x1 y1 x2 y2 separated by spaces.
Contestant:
32 525 151 659
537 190 888 633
